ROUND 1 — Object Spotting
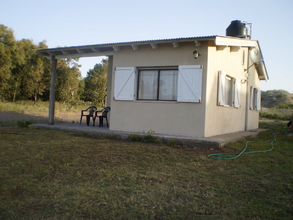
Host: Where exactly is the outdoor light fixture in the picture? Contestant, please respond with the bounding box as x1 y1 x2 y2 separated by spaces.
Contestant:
193 50 201 59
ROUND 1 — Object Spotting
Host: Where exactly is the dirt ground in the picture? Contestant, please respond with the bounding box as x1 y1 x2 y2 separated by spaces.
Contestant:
0 111 80 123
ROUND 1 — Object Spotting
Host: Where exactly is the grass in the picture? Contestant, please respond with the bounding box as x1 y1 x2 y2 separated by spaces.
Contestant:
0 120 293 219
260 107 293 120
0 100 97 114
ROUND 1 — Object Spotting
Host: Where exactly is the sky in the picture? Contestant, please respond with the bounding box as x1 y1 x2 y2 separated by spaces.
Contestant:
1 0 292 92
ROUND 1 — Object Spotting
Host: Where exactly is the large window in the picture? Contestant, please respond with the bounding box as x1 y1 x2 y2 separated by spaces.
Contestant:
114 65 202 103
137 69 178 101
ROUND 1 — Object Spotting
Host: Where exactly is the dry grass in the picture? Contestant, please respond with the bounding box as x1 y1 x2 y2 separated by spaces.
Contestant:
0 121 293 219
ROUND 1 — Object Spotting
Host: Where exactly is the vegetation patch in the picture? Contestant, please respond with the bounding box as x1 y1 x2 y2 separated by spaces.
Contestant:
17 120 33 127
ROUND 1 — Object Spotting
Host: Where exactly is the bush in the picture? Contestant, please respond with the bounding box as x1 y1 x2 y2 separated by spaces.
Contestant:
128 134 143 142
260 108 293 120
169 139 177 147
17 120 33 128
128 133 162 144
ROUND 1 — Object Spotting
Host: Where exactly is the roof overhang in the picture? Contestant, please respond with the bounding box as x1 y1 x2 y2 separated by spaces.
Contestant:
37 36 217 59
37 35 268 81
254 41 269 81
215 37 268 81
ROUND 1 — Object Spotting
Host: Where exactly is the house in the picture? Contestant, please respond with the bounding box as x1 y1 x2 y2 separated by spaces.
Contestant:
38 20 268 138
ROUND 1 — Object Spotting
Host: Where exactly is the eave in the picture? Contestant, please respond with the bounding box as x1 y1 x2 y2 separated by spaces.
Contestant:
37 35 268 81
37 36 217 59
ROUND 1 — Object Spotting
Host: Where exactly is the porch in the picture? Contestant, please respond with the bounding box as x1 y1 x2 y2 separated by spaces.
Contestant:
32 122 264 148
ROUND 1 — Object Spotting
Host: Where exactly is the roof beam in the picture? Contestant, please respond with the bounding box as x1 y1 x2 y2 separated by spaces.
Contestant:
194 41 201 47
216 46 228 51
113 46 120 51
151 43 158 49
92 48 100 52
131 45 139 50
43 51 114 60
230 46 241 52
172 42 179 48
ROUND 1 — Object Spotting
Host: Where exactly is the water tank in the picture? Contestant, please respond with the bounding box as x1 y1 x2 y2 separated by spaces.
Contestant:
226 20 248 38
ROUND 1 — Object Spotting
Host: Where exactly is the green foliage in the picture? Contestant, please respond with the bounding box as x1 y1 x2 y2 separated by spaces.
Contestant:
128 133 143 142
141 134 157 143
169 139 177 147
128 131 162 144
277 103 292 109
261 90 293 108
17 120 32 127
0 24 104 104
0 25 15 101
56 58 82 103
82 59 108 105
260 107 293 120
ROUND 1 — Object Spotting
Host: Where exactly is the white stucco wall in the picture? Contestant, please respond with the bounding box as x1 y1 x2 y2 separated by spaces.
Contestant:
109 42 208 137
106 40 262 137
246 63 261 130
204 45 248 136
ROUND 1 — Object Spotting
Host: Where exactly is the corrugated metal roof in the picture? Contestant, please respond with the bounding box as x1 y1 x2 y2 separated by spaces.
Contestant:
37 35 219 59
40 35 218 51
37 35 268 81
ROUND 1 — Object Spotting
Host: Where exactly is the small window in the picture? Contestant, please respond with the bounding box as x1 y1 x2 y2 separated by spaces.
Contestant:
224 76 233 106
218 71 240 108
137 69 178 101
250 86 261 111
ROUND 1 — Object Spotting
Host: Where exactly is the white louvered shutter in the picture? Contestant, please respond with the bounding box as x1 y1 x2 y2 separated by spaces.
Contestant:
233 79 241 108
114 67 135 100
256 89 261 111
250 86 254 110
218 71 226 106
177 65 202 102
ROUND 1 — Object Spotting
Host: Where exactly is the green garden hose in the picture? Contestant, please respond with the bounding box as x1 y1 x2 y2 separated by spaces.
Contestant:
207 133 288 160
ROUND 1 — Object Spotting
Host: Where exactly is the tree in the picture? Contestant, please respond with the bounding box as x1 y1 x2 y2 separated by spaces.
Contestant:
55 58 82 103
82 59 108 106
38 41 53 101
7 39 48 103
0 24 16 101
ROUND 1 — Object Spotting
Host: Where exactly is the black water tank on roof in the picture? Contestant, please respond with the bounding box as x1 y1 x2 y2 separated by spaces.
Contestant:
226 20 248 38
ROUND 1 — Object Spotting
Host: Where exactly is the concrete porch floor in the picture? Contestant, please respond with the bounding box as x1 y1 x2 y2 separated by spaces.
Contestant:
32 122 266 148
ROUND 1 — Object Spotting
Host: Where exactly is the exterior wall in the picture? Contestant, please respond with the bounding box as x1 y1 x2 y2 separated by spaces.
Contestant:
106 40 262 137
246 63 260 130
108 42 208 137
204 45 251 137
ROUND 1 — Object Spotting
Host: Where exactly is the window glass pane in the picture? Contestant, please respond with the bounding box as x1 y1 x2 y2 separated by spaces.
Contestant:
159 70 178 100
225 76 232 106
138 70 158 99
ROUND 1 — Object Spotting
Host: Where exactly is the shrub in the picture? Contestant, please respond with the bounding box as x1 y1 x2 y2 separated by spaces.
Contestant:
141 134 156 143
169 139 177 147
128 134 143 142
17 120 33 128
260 108 293 120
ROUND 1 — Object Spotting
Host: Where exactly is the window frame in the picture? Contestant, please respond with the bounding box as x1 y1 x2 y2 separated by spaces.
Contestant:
224 75 233 106
218 70 241 108
137 67 178 101
250 86 261 111
113 65 203 103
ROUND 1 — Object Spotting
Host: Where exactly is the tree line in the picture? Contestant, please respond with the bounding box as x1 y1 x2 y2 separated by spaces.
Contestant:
0 24 107 105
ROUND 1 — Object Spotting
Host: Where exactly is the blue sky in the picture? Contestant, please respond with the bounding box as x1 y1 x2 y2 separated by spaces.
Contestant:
1 0 292 92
